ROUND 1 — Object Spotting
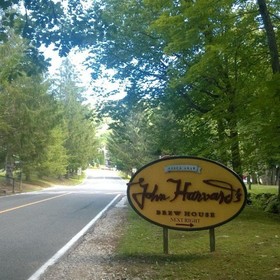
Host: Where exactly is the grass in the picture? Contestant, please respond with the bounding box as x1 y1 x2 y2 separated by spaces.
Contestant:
246 184 278 195
0 172 85 194
29 174 85 187
116 205 280 280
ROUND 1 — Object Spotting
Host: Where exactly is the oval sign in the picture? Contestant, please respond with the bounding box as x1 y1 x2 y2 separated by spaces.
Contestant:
127 156 247 231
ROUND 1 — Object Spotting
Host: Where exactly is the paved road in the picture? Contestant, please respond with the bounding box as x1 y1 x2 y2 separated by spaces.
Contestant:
0 169 127 280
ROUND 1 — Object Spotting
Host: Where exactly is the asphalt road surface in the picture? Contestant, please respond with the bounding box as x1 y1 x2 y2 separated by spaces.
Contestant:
0 169 127 280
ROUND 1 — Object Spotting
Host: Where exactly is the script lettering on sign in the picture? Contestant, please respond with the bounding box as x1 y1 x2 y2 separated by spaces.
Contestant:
128 178 242 210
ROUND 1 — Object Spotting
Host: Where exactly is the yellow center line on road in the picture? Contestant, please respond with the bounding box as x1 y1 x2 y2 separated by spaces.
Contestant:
0 192 72 215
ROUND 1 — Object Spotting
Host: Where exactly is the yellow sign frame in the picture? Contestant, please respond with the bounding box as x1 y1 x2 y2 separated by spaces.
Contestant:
127 156 247 231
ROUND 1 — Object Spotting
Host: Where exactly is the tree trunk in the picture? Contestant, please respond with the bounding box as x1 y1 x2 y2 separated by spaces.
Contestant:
257 0 280 74
217 119 229 164
25 172 31 181
277 166 280 198
227 91 243 177
229 125 242 177
5 154 14 185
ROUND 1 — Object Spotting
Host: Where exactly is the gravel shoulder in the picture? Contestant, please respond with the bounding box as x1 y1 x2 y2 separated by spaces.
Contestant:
41 205 131 280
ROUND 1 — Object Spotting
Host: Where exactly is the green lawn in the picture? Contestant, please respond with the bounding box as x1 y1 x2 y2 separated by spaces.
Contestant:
117 205 280 280
247 184 278 195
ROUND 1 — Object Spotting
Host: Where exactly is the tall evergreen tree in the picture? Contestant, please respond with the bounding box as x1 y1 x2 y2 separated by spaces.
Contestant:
0 34 59 180
107 101 156 173
52 58 99 175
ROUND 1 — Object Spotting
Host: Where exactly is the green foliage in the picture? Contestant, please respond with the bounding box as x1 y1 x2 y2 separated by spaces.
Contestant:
107 101 157 173
2 0 279 184
0 33 60 179
0 34 99 180
0 73 62 179
88 0 279 180
52 58 99 174
36 126 68 178
265 195 280 214
250 193 280 214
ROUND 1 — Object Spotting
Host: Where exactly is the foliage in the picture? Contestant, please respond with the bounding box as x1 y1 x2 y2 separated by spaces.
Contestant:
1 0 279 185
107 101 157 173
0 34 99 180
250 193 280 214
85 0 280 181
36 126 68 178
265 195 280 213
1 1 76 55
51 58 99 175
0 34 60 179
3 75 60 179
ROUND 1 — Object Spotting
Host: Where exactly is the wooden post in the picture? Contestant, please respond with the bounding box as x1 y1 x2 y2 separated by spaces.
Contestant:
209 228 215 252
12 178 15 194
163 227 169 254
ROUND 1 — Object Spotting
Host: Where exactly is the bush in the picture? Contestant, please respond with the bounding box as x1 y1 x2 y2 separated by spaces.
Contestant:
250 193 280 214
264 195 280 214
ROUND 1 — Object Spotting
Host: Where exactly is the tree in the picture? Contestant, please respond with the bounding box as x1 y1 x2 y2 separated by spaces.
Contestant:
247 0 280 187
257 0 280 74
0 5 102 181
0 75 61 180
0 34 60 180
107 101 157 174
36 126 68 178
2 0 278 183
51 58 99 175
86 0 279 179
0 0 98 57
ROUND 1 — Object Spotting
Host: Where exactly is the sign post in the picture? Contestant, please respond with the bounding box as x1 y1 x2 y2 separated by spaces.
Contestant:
209 228 215 252
127 156 247 253
163 227 169 254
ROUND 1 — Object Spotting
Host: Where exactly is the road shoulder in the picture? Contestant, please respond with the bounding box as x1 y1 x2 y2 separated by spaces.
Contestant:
41 206 128 280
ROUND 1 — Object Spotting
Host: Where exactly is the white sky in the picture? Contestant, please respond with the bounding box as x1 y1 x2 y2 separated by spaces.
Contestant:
42 45 126 104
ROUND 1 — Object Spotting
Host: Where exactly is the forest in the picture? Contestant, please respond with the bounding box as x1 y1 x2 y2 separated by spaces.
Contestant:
0 0 279 186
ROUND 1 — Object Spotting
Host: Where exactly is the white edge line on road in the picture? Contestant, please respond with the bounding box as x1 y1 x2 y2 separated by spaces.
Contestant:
28 194 122 280
115 196 127 208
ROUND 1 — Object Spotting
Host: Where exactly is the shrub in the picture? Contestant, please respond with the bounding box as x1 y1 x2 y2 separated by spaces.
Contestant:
264 195 280 214
250 193 280 214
